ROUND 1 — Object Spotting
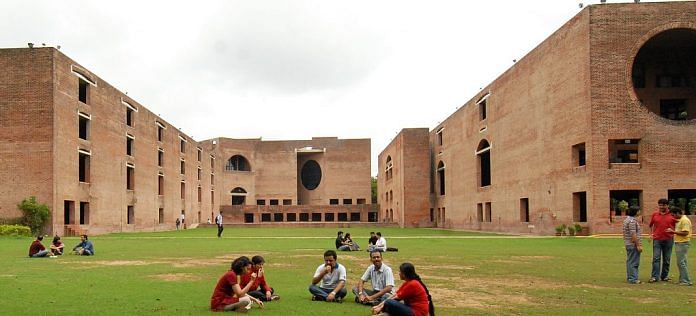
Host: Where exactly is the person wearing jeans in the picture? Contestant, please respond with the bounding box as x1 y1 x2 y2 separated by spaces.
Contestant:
623 206 643 284
309 250 347 302
667 208 692 286
648 198 676 282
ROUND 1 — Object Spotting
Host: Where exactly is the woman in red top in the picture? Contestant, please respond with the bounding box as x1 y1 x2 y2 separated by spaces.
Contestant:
210 256 264 312
372 262 434 316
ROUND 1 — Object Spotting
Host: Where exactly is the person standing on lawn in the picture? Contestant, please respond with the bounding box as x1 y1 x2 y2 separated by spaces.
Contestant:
667 207 692 286
623 205 643 284
649 198 677 282
215 211 224 238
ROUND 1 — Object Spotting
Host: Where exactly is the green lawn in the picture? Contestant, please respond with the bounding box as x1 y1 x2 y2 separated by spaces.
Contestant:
1 227 693 315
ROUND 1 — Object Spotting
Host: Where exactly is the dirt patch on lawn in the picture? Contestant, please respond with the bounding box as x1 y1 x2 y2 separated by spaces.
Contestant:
151 273 201 282
79 260 165 266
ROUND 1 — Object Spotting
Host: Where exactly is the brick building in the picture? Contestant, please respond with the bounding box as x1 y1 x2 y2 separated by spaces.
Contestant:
379 2 696 234
0 48 373 235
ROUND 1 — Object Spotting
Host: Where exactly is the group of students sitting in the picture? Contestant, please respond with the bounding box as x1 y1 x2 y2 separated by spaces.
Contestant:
309 249 433 316
210 255 281 312
336 231 389 252
28 234 95 258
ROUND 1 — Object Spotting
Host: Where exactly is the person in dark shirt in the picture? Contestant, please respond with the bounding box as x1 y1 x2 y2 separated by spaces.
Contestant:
28 235 49 258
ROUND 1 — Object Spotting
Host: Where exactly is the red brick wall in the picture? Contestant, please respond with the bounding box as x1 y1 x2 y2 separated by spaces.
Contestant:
0 48 54 224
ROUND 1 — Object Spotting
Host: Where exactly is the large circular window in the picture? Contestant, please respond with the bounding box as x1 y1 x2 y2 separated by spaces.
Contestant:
301 160 322 190
632 28 696 121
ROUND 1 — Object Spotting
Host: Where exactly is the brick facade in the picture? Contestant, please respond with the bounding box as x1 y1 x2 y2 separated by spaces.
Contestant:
0 48 373 235
379 2 696 234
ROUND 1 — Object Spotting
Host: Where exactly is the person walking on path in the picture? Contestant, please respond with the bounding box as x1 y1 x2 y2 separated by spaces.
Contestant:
216 211 224 238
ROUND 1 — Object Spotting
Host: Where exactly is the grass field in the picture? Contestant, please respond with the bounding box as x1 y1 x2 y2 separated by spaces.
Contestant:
1 227 693 315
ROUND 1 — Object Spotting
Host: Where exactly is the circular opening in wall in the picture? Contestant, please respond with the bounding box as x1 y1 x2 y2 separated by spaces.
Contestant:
631 28 696 121
301 160 322 190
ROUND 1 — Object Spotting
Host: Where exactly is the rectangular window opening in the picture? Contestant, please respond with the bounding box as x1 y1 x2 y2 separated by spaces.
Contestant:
485 202 492 222
78 113 90 140
79 202 89 225
343 199 352 205
573 192 587 222
257 199 266 206
667 189 696 215
127 206 134 225
180 182 186 199
324 213 335 222
126 108 134 127
158 149 164 167
126 165 135 190
356 198 366 205
520 198 529 222
158 174 164 195
198 186 202 202
270 199 279 206
610 190 642 217
283 199 292 205
572 143 586 167
329 199 339 205
126 135 134 156
158 208 164 224
64 200 75 225
477 203 483 222
79 151 90 183
609 139 640 164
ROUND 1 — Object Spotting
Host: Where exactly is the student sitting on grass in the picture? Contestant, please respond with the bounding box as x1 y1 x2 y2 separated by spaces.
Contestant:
309 250 348 302
372 262 434 316
50 235 65 256
72 234 95 256
28 235 50 258
241 255 280 301
210 256 264 312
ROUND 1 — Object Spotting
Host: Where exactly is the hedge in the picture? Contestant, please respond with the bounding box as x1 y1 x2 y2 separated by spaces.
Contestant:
0 224 33 237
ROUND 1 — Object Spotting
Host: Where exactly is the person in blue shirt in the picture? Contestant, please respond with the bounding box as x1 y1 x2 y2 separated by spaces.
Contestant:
73 234 95 256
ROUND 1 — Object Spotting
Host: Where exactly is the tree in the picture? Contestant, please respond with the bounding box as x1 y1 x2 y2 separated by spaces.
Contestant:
371 177 378 204
17 196 50 235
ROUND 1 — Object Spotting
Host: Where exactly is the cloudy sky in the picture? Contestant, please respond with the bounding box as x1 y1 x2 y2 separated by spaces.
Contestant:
0 0 680 175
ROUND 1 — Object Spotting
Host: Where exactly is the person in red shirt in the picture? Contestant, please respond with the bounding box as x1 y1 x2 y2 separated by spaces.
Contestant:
372 262 434 316
648 198 678 283
210 256 264 312
240 255 280 302
28 235 50 258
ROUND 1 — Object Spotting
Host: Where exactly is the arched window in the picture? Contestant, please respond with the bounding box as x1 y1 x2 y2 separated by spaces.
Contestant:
385 156 393 180
476 140 491 187
231 187 247 205
226 155 251 171
437 161 445 195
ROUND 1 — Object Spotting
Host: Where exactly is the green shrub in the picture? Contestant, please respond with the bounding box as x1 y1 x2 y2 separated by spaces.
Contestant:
0 224 32 237
17 196 50 234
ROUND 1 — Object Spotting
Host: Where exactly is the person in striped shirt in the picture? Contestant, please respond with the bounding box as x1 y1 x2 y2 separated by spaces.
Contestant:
623 205 643 284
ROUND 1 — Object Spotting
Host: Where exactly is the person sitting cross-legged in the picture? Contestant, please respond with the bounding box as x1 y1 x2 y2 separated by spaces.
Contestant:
309 250 347 302
72 234 95 256
353 250 394 306
241 255 280 301
50 235 65 256
210 256 265 312
28 235 50 258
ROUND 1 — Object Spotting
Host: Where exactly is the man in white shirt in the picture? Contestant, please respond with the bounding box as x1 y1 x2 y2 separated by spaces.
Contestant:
353 251 394 305
375 232 387 252
309 250 347 302
216 211 224 238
